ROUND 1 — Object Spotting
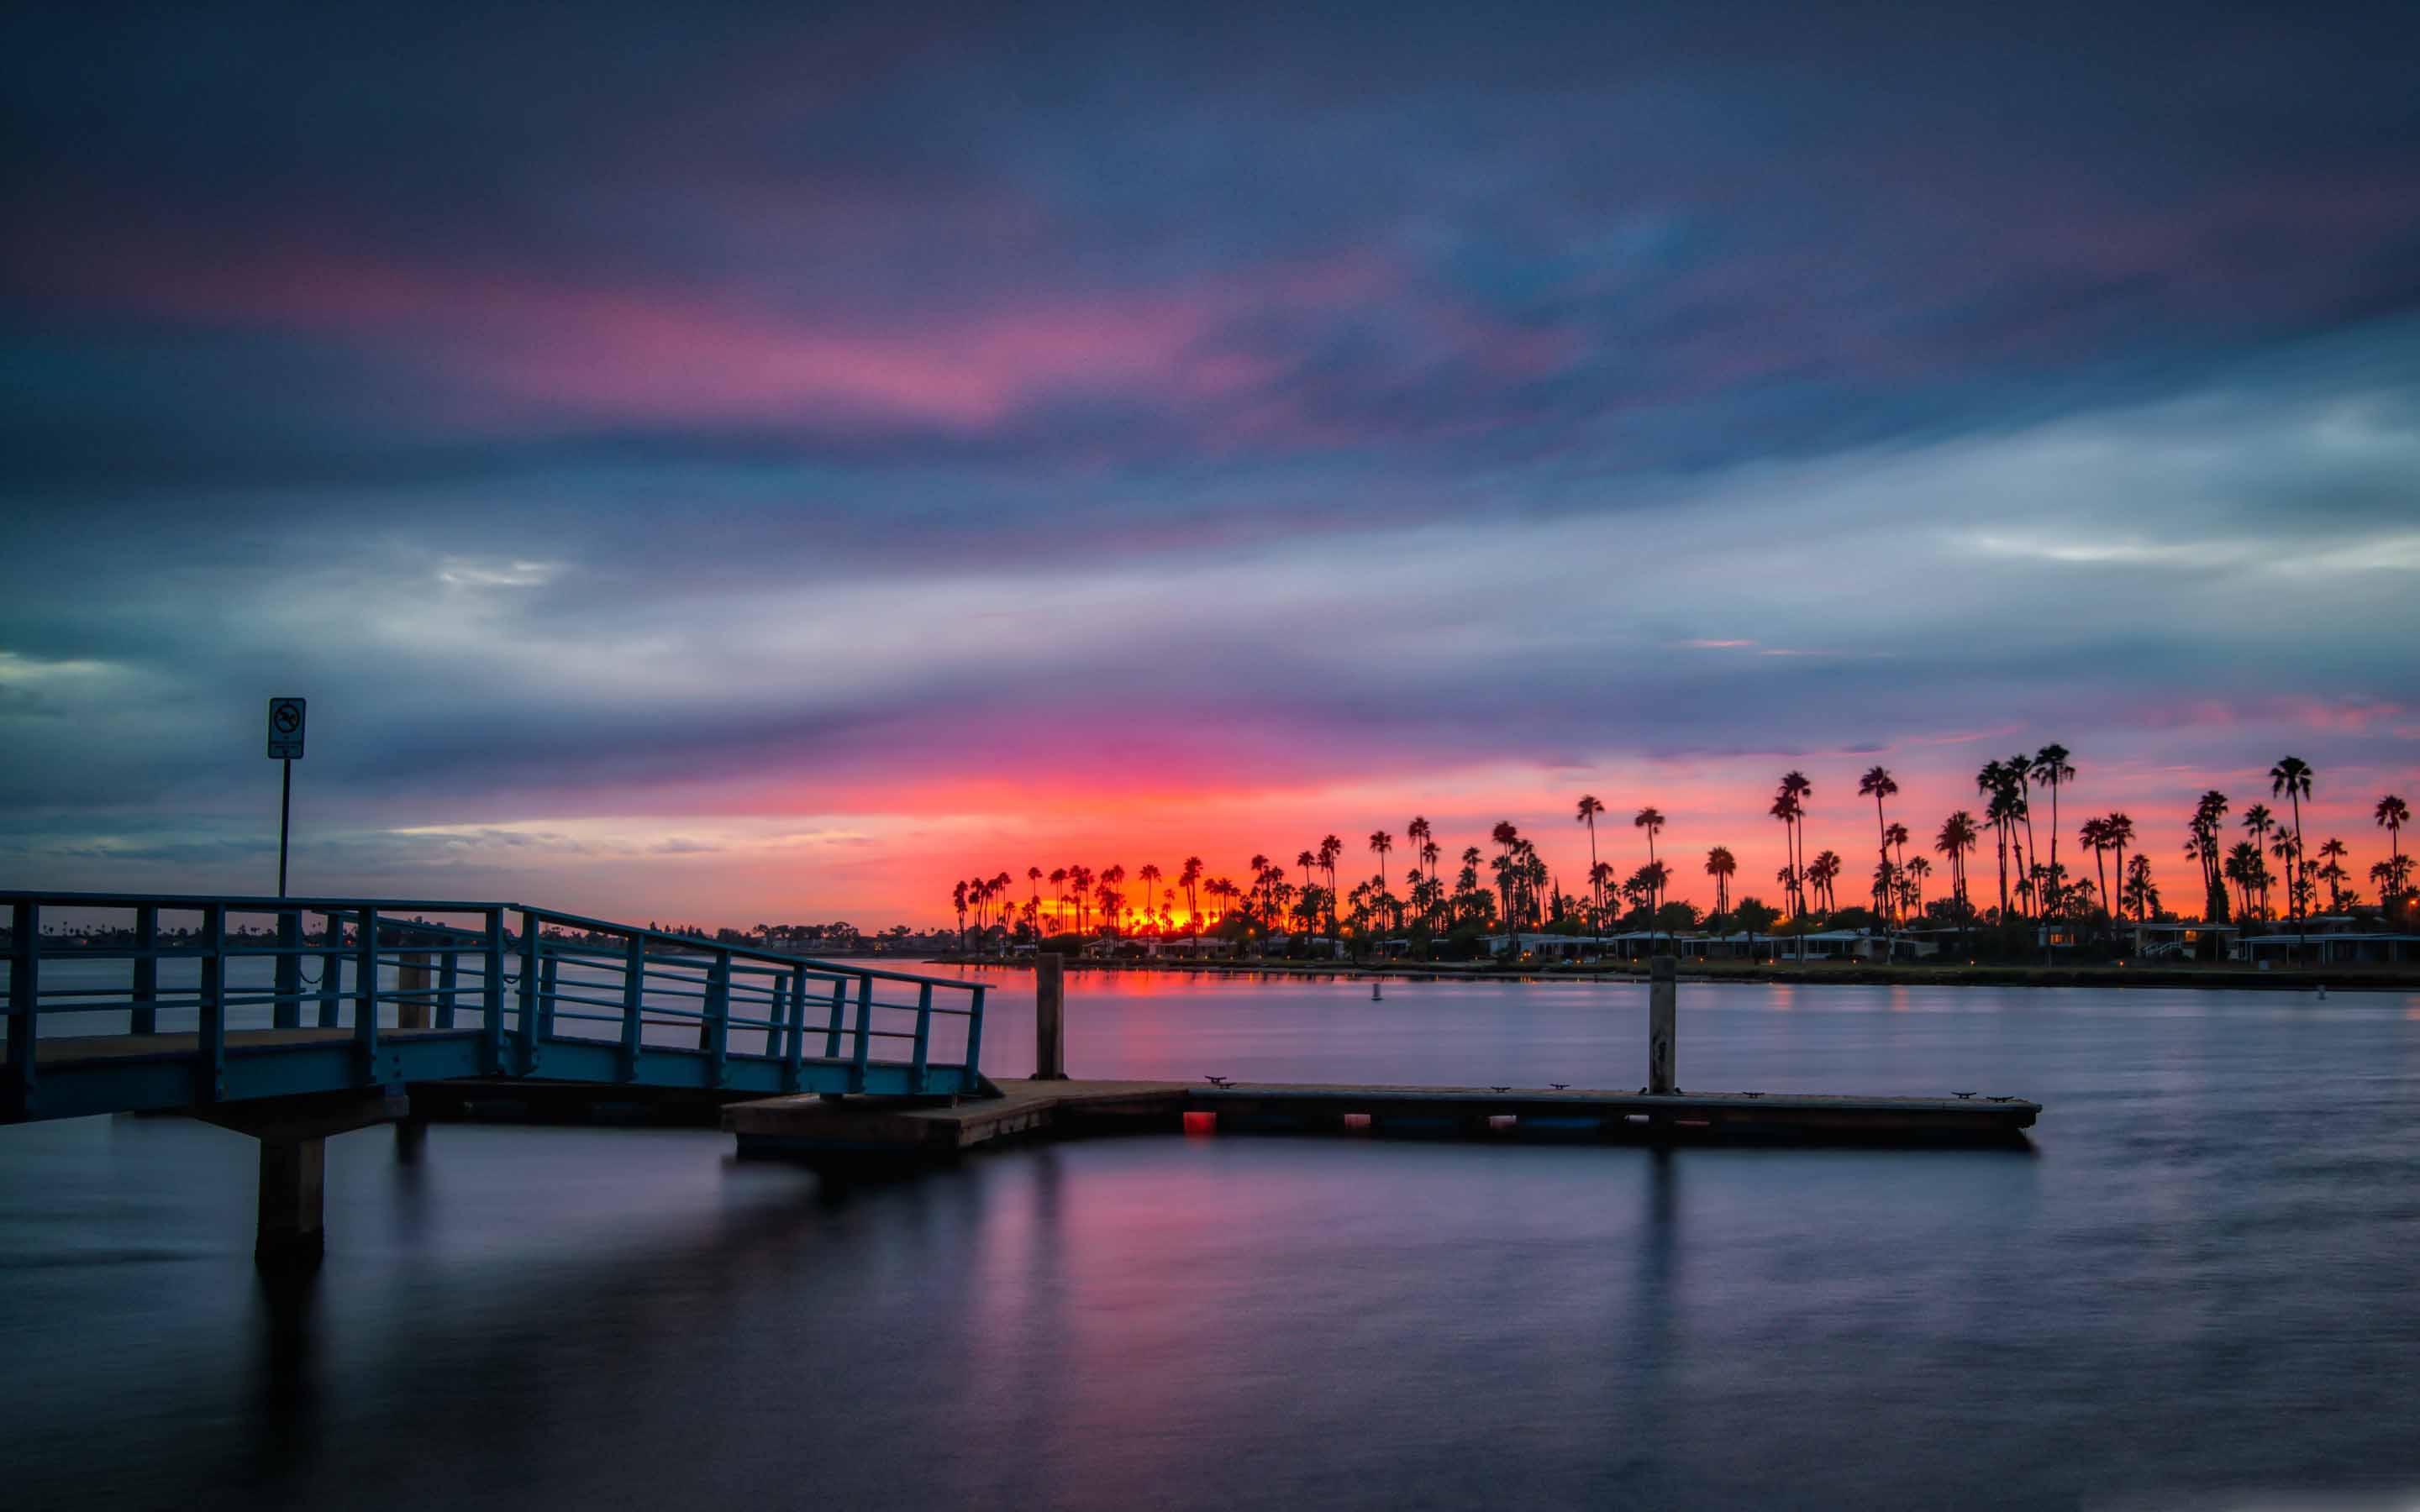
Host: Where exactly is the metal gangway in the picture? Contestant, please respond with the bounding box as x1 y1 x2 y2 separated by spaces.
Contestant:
3 890 991 1126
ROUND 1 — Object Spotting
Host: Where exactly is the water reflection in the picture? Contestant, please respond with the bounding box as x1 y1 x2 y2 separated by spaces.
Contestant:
2 980 2415 1509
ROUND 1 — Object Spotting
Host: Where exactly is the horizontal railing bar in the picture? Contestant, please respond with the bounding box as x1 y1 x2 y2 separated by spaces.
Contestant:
0 891 513 912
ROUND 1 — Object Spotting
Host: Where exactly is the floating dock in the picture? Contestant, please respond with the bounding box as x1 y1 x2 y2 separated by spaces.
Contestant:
725 1077 2040 1159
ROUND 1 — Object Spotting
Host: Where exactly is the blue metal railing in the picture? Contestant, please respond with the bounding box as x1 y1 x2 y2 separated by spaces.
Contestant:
0 891 987 1122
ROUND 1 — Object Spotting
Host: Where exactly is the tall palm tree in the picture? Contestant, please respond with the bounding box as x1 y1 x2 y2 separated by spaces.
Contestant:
1407 816 1434 912
1367 831 1395 898
1633 806 1665 902
2189 790 2230 922
2224 841 2259 921
1808 849 1843 913
1858 766 1899 922
951 879 970 949
1575 796 1605 922
1977 761 2018 921
2123 854 2160 922
2103 812 2134 926
2029 745 2075 917
1136 864 1162 933
1705 846 1737 921
2316 837 2349 912
1936 811 1979 924
2377 795 2411 915
1906 854 1932 919
1777 770 1812 958
2241 806 2274 919
2270 756 2314 945
1770 792 1803 916
1027 867 1044 942
1318 835 1343 934
1179 857 1203 935
2079 816 2111 925
1048 867 1070 933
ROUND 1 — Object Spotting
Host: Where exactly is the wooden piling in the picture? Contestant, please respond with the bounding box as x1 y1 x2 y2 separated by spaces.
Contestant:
1649 954 1677 1095
1034 953 1067 1080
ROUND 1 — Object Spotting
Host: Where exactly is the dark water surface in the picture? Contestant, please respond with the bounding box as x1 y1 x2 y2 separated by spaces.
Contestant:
6 972 2419 1510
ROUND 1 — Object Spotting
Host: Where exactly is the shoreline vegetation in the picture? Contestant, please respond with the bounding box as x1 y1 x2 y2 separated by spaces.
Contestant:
944 748 2415 974
924 953 2420 992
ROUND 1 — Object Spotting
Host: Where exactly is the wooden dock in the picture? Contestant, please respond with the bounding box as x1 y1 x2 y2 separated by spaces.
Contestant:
725 1078 2041 1159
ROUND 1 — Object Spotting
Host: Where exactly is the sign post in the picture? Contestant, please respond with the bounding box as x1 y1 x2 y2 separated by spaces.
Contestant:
266 697 307 896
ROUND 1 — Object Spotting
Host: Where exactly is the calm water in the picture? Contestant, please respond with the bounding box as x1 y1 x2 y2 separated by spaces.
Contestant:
5 971 2419 1510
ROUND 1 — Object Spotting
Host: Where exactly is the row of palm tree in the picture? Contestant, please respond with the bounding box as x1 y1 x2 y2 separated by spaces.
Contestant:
944 759 2413 948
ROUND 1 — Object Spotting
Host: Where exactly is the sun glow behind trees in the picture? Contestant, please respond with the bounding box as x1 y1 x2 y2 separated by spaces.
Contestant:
943 747 2416 948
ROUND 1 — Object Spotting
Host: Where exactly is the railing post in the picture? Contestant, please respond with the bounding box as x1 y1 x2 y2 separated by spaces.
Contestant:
6 901 37 1120
962 984 986 1093
354 907 381 1068
517 910 541 1074
850 974 873 1092
618 935 646 1082
131 904 158 1035
823 978 846 1060
781 969 807 1092
481 907 507 1075
273 909 302 1029
911 982 932 1094
705 952 731 1087
437 949 460 1029
197 903 226 1103
537 953 560 1042
317 911 341 1027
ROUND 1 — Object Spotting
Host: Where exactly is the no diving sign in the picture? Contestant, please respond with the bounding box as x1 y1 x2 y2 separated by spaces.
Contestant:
266 697 307 759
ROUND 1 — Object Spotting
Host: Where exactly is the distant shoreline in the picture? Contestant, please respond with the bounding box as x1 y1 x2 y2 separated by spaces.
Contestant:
924 955 2417 992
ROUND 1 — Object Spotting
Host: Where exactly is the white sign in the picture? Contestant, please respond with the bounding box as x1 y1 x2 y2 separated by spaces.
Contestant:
266 696 307 759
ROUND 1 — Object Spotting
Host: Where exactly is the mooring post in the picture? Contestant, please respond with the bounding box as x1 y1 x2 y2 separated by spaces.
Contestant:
256 1136 327 1264
1649 954 1677 1095
397 949 431 1030
1034 952 1067 1079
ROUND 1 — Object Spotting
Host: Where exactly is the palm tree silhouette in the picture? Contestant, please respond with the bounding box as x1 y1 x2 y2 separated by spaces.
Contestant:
1407 816 1434 915
2270 756 2313 946
2315 837 2349 912
1705 846 1737 922
1777 770 1812 955
1575 795 1605 922
2029 745 2075 917
1318 835 1343 935
2240 806 2274 919
2104 812 2134 928
1633 806 1665 911
2376 794 2411 920
1858 766 1899 921
1366 831 1395 930
2008 750 2043 916
1935 811 1979 927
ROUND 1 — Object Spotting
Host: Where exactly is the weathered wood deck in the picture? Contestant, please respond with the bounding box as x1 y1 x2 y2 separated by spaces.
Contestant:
726 1078 2041 1158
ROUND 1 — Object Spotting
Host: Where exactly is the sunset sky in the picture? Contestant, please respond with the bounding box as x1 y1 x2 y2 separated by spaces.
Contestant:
5 1 2417 927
